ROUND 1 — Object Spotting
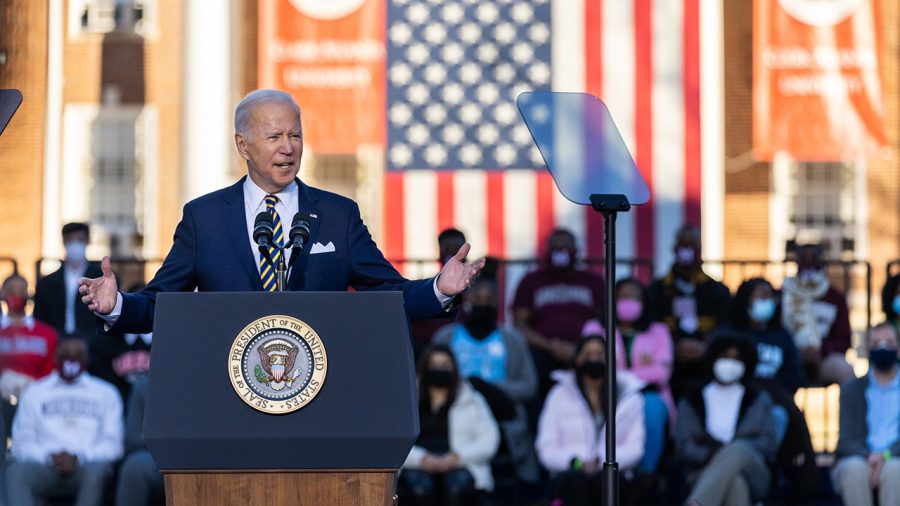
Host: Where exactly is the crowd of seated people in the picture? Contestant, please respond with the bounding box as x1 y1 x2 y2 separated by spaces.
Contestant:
3 220 899 505
404 224 899 505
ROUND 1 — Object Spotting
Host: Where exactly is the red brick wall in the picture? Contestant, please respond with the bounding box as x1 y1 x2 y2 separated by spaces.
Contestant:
0 0 49 284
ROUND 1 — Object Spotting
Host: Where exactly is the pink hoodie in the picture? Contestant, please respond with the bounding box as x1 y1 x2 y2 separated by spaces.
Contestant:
583 320 677 427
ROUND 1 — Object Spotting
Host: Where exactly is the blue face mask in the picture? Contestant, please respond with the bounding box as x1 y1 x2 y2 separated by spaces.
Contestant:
749 298 776 324
892 296 900 317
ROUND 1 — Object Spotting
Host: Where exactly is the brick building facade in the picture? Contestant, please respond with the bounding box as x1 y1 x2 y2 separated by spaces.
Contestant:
0 0 897 325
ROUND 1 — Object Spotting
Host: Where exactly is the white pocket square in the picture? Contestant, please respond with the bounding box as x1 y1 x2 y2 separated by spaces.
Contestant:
310 241 336 255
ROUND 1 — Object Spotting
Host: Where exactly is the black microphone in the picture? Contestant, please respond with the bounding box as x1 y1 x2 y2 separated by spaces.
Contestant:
288 212 312 266
253 212 275 263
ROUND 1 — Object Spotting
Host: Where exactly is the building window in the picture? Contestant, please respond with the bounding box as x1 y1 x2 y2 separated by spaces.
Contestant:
90 108 144 256
69 0 155 37
780 160 863 259
62 104 158 259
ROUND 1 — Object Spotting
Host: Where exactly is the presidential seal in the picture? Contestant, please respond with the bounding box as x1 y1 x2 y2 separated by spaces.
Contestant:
228 315 327 414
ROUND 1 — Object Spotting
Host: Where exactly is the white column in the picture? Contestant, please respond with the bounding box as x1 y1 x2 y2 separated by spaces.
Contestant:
41 0 64 261
182 0 233 203
701 0 725 273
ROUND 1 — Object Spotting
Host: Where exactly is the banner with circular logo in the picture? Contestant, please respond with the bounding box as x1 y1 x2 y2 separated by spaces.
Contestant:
753 0 887 160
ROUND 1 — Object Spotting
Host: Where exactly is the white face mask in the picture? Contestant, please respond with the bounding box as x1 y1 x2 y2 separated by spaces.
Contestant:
65 241 87 265
713 358 745 384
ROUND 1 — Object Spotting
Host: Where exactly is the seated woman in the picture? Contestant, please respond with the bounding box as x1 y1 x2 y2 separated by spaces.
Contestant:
400 344 501 506
726 278 802 395
676 331 778 506
583 276 675 476
535 335 646 506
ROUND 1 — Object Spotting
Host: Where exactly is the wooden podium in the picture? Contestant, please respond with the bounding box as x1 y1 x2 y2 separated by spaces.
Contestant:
145 292 419 506
164 471 396 506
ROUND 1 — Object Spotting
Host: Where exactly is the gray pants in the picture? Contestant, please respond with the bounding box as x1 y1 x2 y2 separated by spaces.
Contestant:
115 450 164 506
687 441 771 506
832 456 900 506
6 460 111 506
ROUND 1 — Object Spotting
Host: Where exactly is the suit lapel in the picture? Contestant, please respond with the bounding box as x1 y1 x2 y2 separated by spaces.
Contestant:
288 179 322 290
224 177 264 291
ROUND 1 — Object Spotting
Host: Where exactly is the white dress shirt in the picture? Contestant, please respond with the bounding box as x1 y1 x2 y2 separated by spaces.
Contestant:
243 176 299 274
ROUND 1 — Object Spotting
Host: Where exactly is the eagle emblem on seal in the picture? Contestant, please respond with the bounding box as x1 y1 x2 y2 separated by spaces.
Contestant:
254 339 302 391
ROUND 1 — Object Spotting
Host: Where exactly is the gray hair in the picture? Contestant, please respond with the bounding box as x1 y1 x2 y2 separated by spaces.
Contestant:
234 89 301 136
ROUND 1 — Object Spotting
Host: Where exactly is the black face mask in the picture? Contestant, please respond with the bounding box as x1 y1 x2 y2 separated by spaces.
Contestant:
424 368 455 388
464 305 498 340
578 360 606 380
870 347 898 372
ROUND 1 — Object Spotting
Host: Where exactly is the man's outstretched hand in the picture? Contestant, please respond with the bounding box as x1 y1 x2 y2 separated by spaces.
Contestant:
436 243 486 297
78 256 118 315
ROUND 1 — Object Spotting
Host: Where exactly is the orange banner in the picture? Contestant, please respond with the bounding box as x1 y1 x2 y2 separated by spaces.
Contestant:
753 0 887 161
259 0 385 154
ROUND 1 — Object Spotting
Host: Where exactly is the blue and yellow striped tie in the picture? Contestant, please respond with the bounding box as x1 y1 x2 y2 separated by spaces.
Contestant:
259 194 284 291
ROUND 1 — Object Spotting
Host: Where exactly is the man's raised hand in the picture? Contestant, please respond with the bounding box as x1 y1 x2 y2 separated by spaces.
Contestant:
78 256 118 315
436 243 486 297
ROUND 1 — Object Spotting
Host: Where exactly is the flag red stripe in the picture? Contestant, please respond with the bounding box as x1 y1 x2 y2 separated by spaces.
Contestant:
436 171 455 232
535 172 556 256
383 172 405 263
485 172 505 258
634 0 654 261
683 0 702 227
584 0 605 260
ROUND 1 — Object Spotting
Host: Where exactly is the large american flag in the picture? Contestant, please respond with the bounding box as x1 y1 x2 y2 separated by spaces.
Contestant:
383 0 709 288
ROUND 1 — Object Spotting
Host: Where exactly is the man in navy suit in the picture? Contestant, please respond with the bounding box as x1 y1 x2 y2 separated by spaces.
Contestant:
78 90 484 333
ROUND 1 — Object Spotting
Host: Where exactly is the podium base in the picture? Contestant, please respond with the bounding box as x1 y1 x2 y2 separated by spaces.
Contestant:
164 470 396 506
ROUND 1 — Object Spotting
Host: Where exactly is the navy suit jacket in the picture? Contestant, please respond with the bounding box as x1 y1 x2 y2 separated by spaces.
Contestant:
106 177 445 334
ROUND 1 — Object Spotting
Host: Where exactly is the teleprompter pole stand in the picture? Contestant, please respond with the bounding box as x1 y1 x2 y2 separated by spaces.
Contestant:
589 193 631 506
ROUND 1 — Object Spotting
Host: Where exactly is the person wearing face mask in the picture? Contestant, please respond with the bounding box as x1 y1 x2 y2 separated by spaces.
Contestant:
0 274 59 497
6 338 123 506
582 277 674 479
726 278 801 394
724 278 819 500
513 229 605 424
880 273 900 337
535 336 646 506
676 332 778 506
648 225 731 399
400 345 500 505
433 277 540 485
831 323 900 506
33 223 103 340
780 243 854 385
0 274 58 399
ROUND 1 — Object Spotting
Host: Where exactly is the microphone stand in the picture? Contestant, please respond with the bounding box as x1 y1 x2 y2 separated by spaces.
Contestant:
276 245 288 292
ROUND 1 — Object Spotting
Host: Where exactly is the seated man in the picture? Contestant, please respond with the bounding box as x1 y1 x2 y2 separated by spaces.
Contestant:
648 225 731 398
832 323 900 506
0 274 58 432
7 338 124 506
